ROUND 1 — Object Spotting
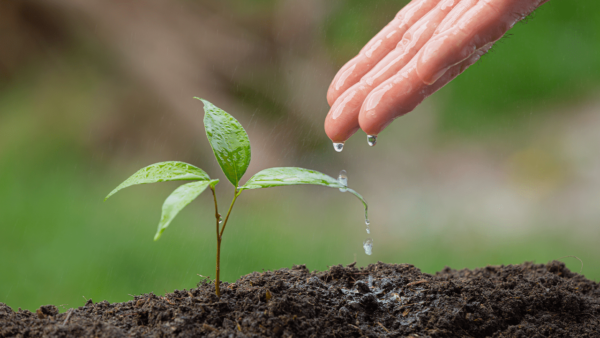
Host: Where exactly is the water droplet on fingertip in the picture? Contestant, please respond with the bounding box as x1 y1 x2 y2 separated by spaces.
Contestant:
363 238 373 255
367 135 377 147
333 142 344 152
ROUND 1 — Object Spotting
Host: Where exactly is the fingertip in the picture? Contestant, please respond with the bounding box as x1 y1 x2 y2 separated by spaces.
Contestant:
324 112 360 143
324 123 359 144
358 81 395 136
325 85 365 143
358 107 388 137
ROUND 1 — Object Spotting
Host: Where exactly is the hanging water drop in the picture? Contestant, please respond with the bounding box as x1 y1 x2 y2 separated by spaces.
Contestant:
333 142 344 152
219 218 223 225
338 170 348 192
367 135 377 147
363 238 373 255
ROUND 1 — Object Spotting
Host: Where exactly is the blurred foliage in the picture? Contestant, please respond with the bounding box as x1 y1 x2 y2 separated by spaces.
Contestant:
438 0 600 135
1 0 600 312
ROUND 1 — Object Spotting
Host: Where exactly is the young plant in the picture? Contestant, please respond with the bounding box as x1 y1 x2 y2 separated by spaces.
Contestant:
105 98 367 296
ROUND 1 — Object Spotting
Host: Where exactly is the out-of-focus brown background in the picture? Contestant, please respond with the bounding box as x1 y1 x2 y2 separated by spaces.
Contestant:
1 0 599 311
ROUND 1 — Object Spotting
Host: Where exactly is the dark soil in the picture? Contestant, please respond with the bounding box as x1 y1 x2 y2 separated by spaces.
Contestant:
1 261 599 337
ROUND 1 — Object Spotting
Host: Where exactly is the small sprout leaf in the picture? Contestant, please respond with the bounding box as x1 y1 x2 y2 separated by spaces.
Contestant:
154 179 219 241
240 167 368 214
105 161 210 200
197 98 251 187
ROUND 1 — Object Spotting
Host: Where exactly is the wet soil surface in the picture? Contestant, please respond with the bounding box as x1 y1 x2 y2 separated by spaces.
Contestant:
1 261 599 337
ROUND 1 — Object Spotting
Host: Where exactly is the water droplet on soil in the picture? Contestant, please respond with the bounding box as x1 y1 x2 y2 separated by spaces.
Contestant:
338 170 348 192
367 135 377 146
333 142 344 152
363 238 373 255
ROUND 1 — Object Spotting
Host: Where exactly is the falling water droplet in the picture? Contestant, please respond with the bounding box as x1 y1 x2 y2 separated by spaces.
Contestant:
219 218 223 225
367 135 377 147
333 142 344 152
338 170 348 192
363 238 373 255
368 275 373 288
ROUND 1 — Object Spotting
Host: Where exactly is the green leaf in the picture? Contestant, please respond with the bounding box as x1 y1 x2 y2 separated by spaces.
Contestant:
197 98 251 187
105 161 210 200
241 167 342 189
154 179 219 241
240 167 368 215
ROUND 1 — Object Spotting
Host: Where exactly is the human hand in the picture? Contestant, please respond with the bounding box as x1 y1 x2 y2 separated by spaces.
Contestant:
325 0 550 149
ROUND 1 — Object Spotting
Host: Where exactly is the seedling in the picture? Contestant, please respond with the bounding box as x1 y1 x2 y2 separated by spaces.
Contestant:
106 99 367 296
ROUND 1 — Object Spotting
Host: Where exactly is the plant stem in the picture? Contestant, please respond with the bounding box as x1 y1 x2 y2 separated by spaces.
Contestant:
210 186 221 240
214 188 241 297
219 189 240 239
210 185 222 297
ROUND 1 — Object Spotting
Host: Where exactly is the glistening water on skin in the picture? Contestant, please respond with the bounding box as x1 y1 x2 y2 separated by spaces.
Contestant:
105 99 370 297
324 0 550 149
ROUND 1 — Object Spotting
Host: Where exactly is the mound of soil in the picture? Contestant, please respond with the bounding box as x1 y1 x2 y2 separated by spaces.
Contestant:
1 261 599 337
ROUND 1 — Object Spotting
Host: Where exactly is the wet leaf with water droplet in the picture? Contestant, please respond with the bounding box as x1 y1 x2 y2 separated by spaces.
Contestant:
105 161 210 200
198 98 251 187
240 167 368 216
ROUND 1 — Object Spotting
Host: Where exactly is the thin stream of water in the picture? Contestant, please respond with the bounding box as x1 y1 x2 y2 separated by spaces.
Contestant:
337 169 373 255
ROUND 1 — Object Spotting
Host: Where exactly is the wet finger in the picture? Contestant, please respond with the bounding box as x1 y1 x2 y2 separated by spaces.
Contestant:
326 0 441 106
434 0 480 34
325 0 469 142
416 0 545 85
359 43 493 136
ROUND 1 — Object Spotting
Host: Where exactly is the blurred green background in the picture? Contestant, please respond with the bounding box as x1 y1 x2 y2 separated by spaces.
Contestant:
1 0 599 312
